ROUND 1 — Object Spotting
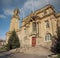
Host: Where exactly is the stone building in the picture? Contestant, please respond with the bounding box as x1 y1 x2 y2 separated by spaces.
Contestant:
6 4 60 49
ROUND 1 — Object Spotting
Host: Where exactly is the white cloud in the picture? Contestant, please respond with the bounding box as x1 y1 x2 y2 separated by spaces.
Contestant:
3 9 13 16
20 0 48 18
0 14 6 18
3 0 58 19
22 0 47 11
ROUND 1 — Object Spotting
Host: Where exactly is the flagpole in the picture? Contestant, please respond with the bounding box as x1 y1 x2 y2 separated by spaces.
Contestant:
45 0 50 4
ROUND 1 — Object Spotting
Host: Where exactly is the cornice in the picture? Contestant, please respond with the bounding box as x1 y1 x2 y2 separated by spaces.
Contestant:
35 5 55 15
12 15 20 20
6 31 12 35
40 12 55 20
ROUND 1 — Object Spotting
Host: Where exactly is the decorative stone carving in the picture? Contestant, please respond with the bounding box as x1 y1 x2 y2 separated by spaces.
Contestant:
13 8 20 19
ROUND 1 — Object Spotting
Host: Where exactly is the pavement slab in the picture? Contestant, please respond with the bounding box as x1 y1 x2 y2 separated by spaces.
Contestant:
11 53 47 58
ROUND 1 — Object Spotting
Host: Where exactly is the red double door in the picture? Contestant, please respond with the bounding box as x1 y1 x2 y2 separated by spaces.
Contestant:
32 37 36 47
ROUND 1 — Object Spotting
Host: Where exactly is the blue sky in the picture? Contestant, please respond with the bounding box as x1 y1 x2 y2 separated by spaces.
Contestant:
0 0 60 40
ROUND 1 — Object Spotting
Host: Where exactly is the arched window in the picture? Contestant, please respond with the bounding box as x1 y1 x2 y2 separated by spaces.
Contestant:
45 33 52 41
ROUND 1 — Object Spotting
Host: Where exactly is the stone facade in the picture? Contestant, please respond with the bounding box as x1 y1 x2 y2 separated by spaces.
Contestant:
6 4 60 49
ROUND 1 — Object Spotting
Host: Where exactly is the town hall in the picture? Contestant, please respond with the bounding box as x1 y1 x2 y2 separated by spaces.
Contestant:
6 4 60 49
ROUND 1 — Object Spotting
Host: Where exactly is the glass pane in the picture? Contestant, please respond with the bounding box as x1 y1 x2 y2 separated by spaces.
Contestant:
45 33 51 41
33 22 36 32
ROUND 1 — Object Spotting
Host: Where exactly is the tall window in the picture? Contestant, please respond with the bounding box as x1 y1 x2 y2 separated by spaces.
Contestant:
32 22 36 32
45 20 50 28
36 22 39 37
45 33 52 41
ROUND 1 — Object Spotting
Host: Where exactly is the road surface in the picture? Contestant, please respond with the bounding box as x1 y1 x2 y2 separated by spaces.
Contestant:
0 51 14 58
0 51 47 58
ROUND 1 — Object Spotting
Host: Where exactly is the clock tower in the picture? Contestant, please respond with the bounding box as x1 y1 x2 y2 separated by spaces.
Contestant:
10 8 20 31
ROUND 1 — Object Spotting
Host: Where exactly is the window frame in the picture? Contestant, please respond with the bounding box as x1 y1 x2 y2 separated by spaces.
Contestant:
45 20 50 28
45 33 52 42
32 22 37 32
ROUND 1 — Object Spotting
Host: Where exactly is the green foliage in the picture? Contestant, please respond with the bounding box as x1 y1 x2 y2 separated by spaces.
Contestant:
51 21 60 53
54 24 60 53
57 54 60 58
7 30 20 50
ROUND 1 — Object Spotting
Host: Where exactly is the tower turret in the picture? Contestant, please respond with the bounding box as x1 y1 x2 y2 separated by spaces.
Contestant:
10 8 20 31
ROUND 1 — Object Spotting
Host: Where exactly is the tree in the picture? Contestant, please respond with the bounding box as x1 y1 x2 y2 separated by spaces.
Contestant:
7 30 20 50
55 24 60 53
51 21 60 53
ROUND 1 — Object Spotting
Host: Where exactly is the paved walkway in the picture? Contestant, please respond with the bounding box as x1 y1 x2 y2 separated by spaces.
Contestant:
20 46 53 56
0 46 53 58
11 53 47 58
0 51 47 58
